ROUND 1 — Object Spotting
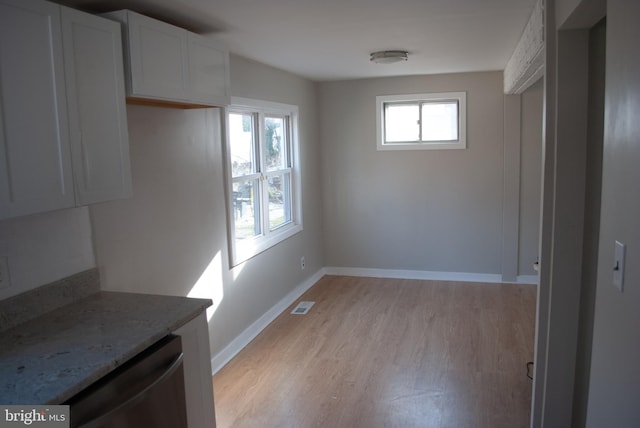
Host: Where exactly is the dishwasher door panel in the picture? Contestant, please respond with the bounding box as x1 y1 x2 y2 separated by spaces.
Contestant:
66 335 188 428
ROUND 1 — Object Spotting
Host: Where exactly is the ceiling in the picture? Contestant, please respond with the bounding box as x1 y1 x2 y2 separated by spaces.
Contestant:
57 0 537 82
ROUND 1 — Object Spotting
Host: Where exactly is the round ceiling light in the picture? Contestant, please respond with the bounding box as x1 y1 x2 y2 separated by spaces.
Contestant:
370 50 409 64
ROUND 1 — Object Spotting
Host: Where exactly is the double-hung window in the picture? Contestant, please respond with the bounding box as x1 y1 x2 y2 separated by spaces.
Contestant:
225 97 302 265
376 92 466 150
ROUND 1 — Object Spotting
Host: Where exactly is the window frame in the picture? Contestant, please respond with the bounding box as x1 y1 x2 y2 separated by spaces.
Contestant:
224 97 302 266
376 92 467 151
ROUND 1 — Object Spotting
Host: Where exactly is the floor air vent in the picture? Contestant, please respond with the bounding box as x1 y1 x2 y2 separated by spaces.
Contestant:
291 301 315 315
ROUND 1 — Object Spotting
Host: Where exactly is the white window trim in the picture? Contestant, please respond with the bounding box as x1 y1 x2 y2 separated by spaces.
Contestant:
223 97 303 267
376 92 467 151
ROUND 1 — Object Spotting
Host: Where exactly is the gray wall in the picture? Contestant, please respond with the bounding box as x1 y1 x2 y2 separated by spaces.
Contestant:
586 0 640 425
89 106 223 299
0 207 95 300
519 79 543 276
319 71 542 277
89 54 323 357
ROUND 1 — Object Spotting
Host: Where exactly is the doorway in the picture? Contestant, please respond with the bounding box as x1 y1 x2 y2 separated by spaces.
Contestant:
531 1 606 426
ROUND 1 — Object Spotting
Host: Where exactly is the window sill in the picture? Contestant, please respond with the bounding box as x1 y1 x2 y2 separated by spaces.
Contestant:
377 141 467 151
231 223 303 267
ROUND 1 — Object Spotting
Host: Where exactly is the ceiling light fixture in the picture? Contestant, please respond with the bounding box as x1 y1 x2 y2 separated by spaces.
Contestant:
370 50 409 64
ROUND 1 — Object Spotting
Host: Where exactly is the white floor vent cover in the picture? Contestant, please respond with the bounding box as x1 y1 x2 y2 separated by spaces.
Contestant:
291 301 315 315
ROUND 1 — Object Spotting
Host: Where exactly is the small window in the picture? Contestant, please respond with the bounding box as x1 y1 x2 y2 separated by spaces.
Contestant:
225 98 302 266
376 92 466 150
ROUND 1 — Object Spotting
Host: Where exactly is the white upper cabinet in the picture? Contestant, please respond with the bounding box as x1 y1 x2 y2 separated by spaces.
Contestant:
187 33 230 106
0 0 75 218
104 10 230 107
61 6 132 205
0 0 132 220
119 10 190 102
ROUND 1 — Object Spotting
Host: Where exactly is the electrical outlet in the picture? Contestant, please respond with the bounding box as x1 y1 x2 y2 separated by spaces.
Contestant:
0 257 11 290
300 256 306 270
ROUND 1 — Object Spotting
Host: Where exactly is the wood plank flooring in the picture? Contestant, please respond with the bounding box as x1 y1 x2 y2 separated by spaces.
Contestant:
213 276 536 428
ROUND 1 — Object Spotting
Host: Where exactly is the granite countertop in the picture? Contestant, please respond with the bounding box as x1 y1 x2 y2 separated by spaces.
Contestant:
0 291 211 405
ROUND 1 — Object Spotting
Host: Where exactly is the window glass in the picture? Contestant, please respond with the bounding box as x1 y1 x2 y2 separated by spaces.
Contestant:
421 101 458 141
265 116 287 172
229 113 256 177
232 179 261 240
268 173 292 230
384 104 419 142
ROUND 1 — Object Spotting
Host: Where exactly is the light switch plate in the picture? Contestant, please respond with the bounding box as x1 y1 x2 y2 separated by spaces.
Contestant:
613 241 626 292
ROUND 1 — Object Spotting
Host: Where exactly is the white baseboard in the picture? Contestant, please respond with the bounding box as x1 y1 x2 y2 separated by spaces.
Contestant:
326 266 538 285
517 274 538 284
324 266 504 283
210 267 326 374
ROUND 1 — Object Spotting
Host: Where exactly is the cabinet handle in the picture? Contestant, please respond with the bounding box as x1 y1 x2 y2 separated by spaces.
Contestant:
78 353 184 428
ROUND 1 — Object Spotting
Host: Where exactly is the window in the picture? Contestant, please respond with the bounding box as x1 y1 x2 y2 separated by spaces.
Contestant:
225 97 302 265
376 92 467 150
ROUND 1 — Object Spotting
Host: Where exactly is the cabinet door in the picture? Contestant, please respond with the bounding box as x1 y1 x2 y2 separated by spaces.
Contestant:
0 0 74 219
187 33 230 106
126 11 189 102
61 7 132 205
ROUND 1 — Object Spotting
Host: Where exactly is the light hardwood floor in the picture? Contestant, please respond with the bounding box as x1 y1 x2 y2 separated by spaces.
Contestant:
213 275 536 428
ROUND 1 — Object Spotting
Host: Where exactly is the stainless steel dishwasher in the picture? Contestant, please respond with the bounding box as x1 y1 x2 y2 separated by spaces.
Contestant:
65 335 188 428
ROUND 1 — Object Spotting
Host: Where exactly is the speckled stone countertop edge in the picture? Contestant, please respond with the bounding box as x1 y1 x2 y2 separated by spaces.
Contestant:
0 289 212 405
55 292 211 405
